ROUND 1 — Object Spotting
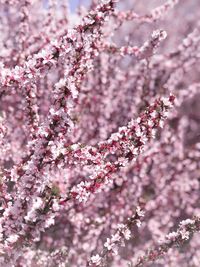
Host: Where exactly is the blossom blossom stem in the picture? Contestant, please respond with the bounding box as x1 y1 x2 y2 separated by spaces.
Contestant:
99 29 167 60
113 0 179 25
69 95 175 202
133 217 200 267
89 207 145 267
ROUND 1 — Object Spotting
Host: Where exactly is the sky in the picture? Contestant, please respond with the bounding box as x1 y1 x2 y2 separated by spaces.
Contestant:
43 0 90 12
69 0 79 10
69 0 90 11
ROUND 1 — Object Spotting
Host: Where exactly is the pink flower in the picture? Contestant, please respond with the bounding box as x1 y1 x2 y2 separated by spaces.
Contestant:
104 238 114 250
90 254 101 266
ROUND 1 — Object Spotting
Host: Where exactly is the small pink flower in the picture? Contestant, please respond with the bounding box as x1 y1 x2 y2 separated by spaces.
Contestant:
90 254 101 266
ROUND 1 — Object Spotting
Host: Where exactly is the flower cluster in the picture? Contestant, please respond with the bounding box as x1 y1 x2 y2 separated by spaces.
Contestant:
133 217 200 266
89 207 145 266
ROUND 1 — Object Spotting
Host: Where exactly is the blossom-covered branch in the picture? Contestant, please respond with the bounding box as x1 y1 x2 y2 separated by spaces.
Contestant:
133 217 200 266
89 207 145 267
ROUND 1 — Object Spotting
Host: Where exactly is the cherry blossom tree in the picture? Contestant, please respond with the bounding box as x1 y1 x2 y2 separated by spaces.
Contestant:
0 0 200 266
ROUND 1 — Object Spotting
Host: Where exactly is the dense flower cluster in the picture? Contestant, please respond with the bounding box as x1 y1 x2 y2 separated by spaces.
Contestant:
0 0 200 266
